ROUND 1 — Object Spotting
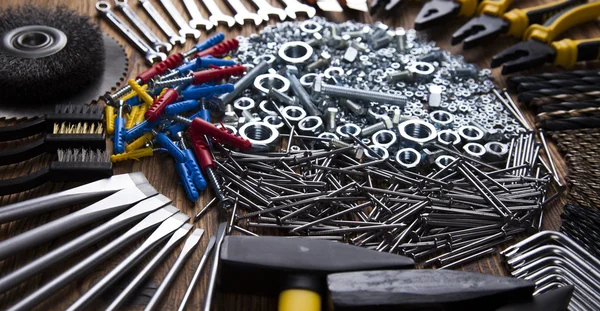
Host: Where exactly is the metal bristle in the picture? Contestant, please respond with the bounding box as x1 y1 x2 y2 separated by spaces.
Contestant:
52 122 104 134
57 148 109 162
54 104 103 115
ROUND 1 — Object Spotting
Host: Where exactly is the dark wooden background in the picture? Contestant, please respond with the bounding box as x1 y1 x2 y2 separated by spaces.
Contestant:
1 0 591 309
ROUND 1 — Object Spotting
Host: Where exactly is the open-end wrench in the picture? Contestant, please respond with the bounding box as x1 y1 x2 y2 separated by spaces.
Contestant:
139 0 186 46
96 1 166 64
227 0 264 26
182 0 214 31
201 0 236 27
158 0 202 39
279 0 316 19
114 0 172 53
250 0 287 21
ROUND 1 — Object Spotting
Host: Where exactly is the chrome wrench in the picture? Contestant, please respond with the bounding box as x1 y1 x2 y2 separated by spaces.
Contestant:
158 0 202 39
114 0 172 52
227 0 264 26
250 0 287 21
139 0 186 46
96 1 166 64
202 0 236 27
279 0 316 19
182 0 214 31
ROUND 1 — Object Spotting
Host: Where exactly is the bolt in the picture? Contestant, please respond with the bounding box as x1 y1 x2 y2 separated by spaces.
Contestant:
306 32 324 47
341 99 366 116
388 70 413 83
325 107 338 132
312 76 407 106
286 69 322 117
218 60 270 110
268 88 300 107
372 34 391 50
360 119 392 137
222 104 239 126
395 28 407 52
306 52 331 71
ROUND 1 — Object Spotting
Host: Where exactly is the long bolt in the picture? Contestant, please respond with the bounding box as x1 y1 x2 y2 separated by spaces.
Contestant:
268 88 300 106
312 76 406 106
218 60 270 110
286 70 322 116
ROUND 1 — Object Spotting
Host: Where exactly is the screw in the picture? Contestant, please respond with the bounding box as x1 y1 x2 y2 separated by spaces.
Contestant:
286 68 322 117
341 99 366 116
306 52 331 72
395 28 407 52
312 76 406 106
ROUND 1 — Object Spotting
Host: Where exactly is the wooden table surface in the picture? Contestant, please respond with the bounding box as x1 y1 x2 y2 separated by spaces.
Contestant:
1 0 591 309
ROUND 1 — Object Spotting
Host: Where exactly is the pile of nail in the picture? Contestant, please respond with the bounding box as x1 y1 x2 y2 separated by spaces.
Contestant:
212 130 556 267
502 231 600 311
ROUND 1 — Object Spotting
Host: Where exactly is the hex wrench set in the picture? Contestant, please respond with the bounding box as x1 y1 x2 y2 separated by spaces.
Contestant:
0 173 210 311
503 231 600 311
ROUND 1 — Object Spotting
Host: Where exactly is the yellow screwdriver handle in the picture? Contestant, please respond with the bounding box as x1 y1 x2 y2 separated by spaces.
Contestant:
477 0 515 17
524 1 600 43
278 289 321 311
553 37 600 68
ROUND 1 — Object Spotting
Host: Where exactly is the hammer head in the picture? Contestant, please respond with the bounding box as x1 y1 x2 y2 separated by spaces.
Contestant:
219 236 414 296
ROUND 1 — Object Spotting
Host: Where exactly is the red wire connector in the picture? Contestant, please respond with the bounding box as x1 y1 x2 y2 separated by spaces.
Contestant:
145 88 179 122
194 38 239 58
189 118 252 151
188 64 246 85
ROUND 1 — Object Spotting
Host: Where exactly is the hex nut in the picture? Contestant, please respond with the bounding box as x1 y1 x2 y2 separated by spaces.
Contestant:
395 148 421 169
398 119 437 147
463 143 486 159
239 121 280 151
484 141 508 161
458 125 484 143
429 110 454 129
435 155 457 169
365 145 389 161
437 129 461 146
336 123 362 141
298 116 324 135
372 129 397 149
282 106 307 125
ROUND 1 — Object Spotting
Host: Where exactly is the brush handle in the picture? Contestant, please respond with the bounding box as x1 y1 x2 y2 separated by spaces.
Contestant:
0 167 51 196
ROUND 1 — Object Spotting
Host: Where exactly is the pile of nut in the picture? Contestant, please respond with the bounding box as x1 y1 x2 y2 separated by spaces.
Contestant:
203 18 557 267
213 17 527 167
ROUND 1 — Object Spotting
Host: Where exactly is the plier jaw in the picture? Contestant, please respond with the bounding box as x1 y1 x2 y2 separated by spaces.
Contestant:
414 0 461 30
491 39 556 74
451 14 509 49
370 0 408 15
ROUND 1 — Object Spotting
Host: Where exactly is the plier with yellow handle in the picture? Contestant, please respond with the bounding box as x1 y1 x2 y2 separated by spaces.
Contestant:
491 1 600 74
452 0 585 48
414 0 485 30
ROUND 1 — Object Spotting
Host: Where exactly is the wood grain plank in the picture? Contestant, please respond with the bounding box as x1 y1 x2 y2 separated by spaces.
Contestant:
0 0 587 309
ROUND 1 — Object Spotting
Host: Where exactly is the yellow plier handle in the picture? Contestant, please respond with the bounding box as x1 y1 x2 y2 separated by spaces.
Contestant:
504 0 585 38
457 0 483 17
524 1 600 43
477 0 515 17
553 38 600 68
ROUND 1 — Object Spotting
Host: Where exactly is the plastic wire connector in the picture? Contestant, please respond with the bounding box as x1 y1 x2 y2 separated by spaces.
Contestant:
189 133 215 171
137 54 184 83
125 118 161 142
176 58 202 75
195 38 240 58
126 132 155 152
197 57 237 68
111 147 154 162
155 132 186 163
146 89 179 122
174 162 200 202
128 79 154 106
190 65 246 85
183 149 207 190
165 100 200 116
182 84 235 100
194 32 225 53
125 106 140 129
105 106 115 135
113 117 126 154
189 118 252 150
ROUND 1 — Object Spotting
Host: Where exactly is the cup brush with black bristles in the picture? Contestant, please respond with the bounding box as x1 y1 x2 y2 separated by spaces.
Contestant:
0 121 105 165
0 148 113 196
0 104 104 142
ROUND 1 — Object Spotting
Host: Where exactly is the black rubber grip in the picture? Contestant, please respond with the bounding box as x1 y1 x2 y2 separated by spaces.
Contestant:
577 39 600 62
0 137 45 166
0 118 46 142
528 0 585 26
0 167 51 196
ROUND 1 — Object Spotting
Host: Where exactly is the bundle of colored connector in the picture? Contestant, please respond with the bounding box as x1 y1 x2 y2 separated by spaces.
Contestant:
106 33 252 202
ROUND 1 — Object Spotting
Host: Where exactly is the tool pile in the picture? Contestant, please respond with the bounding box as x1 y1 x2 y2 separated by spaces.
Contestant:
0 173 210 311
503 231 600 311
